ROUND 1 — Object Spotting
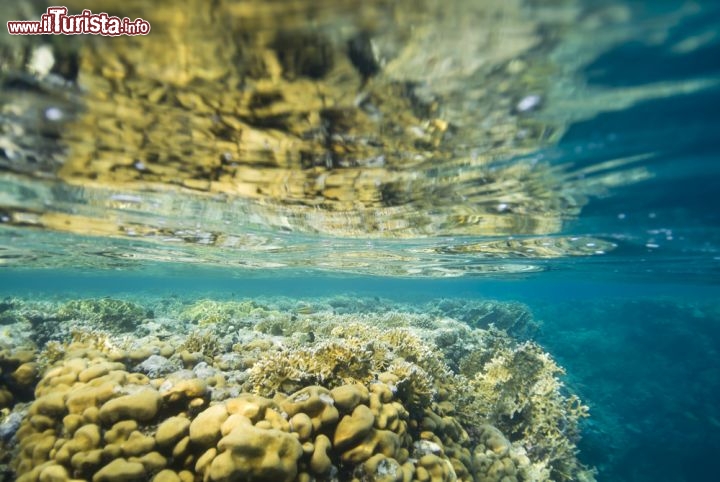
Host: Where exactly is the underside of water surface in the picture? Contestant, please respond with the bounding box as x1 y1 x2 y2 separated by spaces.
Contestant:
0 0 717 278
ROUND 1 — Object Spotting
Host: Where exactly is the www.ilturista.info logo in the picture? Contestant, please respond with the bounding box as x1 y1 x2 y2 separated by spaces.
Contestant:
7 7 150 36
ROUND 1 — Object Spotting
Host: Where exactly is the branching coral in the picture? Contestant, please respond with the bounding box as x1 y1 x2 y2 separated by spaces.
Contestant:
68 328 125 354
384 359 435 411
178 299 263 326
56 298 147 332
180 330 223 359
37 341 65 367
245 325 448 414
429 299 538 337
463 342 591 481
457 327 515 378
246 340 378 395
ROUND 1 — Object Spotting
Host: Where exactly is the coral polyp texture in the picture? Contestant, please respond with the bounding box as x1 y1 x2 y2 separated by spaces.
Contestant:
0 296 595 482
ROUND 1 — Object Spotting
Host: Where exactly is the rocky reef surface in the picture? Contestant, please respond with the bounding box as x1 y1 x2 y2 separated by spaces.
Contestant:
0 295 594 481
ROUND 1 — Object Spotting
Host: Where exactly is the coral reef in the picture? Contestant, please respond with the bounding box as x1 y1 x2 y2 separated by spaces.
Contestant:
56 298 149 332
0 348 38 409
10 345 472 482
179 330 224 360
460 343 592 481
242 323 449 413
428 299 538 339
0 295 594 482
178 299 263 326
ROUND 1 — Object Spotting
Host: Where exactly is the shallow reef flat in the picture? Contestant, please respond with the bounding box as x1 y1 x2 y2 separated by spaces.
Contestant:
0 296 594 482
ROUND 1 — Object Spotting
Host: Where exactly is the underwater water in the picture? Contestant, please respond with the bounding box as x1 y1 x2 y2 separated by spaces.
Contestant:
0 0 719 482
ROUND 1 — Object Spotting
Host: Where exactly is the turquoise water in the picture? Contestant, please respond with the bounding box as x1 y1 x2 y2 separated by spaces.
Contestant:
1 1 720 482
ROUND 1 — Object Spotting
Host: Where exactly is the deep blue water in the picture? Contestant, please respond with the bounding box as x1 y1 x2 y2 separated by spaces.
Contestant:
2 1 720 481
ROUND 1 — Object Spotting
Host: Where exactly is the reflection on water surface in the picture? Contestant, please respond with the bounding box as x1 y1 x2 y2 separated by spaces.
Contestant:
0 0 715 275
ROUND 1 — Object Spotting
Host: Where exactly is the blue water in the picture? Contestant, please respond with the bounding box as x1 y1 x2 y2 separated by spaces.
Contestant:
2 1 720 482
